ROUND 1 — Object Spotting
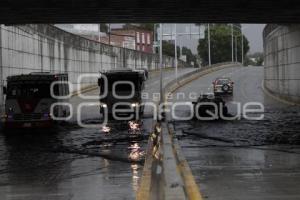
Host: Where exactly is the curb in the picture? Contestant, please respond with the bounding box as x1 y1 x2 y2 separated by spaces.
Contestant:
168 124 203 200
261 80 300 106
137 62 239 200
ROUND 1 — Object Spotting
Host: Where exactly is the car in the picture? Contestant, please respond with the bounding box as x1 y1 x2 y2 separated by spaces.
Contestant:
212 77 234 95
192 93 228 119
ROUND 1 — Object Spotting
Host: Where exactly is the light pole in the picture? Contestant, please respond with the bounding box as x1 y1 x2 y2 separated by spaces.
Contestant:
235 36 238 62
153 24 156 53
241 28 244 66
98 24 101 42
174 24 178 80
108 24 111 45
159 23 163 105
208 24 211 66
232 24 248 65
231 24 234 62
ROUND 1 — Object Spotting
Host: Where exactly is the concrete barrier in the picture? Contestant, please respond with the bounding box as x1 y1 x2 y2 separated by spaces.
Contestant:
137 62 239 200
263 24 300 104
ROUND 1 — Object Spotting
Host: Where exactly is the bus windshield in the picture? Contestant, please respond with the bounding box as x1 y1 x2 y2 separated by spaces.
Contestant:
7 83 51 99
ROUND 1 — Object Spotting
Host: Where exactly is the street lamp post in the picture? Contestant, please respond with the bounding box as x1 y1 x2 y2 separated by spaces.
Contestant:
174 24 178 80
231 24 234 62
108 24 111 45
235 36 238 62
159 23 163 105
232 24 248 65
99 24 101 42
241 29 244 66
208 24 211 66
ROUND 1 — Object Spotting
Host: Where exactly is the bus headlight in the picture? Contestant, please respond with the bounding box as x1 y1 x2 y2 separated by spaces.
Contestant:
100 103 107 108
1 114 7 119
131 103 139 107
8 107 14 113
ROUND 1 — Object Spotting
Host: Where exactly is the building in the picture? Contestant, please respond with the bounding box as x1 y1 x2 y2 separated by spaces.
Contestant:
109 27 153 53
55 24 154 53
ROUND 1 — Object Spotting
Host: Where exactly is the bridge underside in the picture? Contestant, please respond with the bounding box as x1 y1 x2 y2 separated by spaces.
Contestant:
1 0 300 23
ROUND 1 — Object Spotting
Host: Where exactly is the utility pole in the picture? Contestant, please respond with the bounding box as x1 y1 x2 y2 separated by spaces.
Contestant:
231 24 234 62
174 24 178 80
99 24 103 71
235 36 238 62
108 24 111 45
241 28 244 66
153 24 156 53
208 24 211 66
98 24 101 42
159 23 163 105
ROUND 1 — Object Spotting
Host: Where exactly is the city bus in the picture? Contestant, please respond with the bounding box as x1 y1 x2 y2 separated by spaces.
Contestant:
2 72 70 129
98 69 145 120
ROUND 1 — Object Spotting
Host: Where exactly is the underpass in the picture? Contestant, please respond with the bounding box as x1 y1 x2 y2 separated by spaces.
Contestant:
0 19 299 200
169 65 300 199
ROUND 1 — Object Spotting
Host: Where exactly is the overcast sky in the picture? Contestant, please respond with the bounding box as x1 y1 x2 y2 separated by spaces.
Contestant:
69 23 265 55
177 24 265 54
242 24 265 54
162 24 265 54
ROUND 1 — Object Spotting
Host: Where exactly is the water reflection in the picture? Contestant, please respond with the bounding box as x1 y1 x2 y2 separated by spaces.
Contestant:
0 131 72 198
128 142 145 162
131 164 140 193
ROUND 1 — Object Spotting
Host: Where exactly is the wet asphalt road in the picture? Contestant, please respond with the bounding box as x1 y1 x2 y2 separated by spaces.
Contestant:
0 67 196 200
170 66 300 200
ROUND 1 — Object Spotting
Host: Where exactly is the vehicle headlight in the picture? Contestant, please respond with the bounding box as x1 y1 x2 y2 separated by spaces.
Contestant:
131 103 139 107
1 114 7 119
8 107 14 113
100 103 107 108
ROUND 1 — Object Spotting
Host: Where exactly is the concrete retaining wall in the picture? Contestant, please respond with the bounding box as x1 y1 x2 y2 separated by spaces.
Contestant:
263 24 300 104
0 24 188 113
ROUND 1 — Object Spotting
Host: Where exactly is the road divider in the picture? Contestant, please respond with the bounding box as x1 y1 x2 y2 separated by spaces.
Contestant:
137 62 240 199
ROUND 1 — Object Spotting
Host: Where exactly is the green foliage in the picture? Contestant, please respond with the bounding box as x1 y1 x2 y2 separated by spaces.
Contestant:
137 23 155 31
182 46 198 67
245 52 264 66
100 23 109 33
162 41 180 58
122 23 155 31
197 24 250 65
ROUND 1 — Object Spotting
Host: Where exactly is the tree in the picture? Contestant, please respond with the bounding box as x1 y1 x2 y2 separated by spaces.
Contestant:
246 52 264 66
99 23 109 33
162 41 180 58
182 46 198 67
197 24 249 66
122 23 155 31
137 23 155 31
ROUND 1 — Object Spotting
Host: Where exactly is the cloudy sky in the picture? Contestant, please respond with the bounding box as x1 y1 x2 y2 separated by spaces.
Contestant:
176 24 265 54
158 23 265 54
242 24 265 54
67 23 265 55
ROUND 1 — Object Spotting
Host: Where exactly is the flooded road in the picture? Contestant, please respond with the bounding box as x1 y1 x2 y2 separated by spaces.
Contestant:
170 66 300 199
0 67 196 200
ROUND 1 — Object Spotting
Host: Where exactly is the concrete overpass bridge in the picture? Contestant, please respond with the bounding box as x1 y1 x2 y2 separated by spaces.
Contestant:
0 0 300 23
